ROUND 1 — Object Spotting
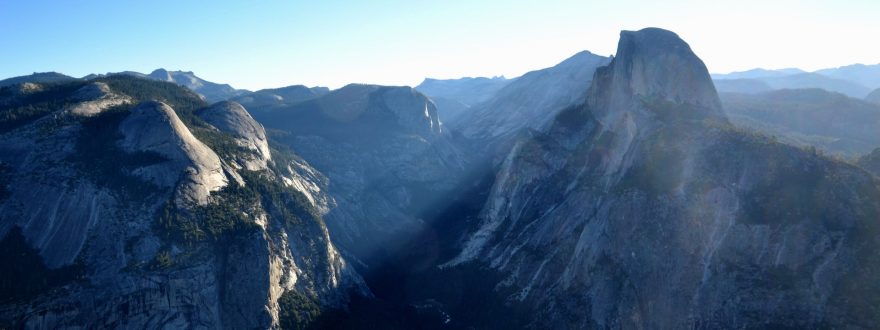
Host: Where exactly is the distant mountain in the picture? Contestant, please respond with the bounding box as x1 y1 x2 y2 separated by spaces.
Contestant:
713 65 880 98
816 63 880 90
713 73 872 98
721 88 880 156
453 50 611 148
85 69 248 102
231 85 329 109
713 78 773 94
866 88 880 105
415 76 510 121
712 67 805 80
0 72 78 87
760 72 872 98
146 69 249 102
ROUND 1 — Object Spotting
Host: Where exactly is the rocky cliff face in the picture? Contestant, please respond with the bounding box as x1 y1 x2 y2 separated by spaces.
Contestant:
118 101 229 205
67 82 133 117
448 28 880 328
250 84 465 265
0 77 365 328
196 101 272 171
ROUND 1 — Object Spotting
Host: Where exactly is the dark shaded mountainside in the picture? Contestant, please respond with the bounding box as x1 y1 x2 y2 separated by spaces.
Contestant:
4 27 880 330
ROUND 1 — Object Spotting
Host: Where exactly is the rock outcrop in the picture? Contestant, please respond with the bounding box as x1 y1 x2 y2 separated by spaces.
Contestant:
118 101 228 205
586 28 724 120
67 82 132 117
197 101 271 170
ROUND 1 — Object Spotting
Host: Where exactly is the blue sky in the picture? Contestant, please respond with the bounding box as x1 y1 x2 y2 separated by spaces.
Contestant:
1 0 878 90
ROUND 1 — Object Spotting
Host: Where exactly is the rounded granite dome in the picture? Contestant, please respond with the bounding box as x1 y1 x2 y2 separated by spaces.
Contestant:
589 27 724 118
197 101 271 170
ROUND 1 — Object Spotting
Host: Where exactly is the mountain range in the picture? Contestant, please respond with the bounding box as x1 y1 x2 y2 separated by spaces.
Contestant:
3 27 880 329
713 65 880 98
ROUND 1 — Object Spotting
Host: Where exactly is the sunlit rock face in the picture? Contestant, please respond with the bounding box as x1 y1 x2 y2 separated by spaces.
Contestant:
118 100 228 205
586 28 724 123
67 82 132 117
0 79 366 328
196 100 272 171
449 28 880 328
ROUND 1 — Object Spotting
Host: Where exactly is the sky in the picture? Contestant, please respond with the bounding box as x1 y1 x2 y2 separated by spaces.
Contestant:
1 0 878 90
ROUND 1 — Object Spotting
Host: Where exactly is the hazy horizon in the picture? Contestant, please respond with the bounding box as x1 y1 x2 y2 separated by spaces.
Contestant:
2 0 879 90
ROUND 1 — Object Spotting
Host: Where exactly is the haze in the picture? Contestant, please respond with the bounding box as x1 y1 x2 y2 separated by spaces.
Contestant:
1 0 878 90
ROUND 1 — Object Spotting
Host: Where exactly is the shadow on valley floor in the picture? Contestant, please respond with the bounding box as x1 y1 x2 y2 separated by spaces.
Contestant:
314 163 531 329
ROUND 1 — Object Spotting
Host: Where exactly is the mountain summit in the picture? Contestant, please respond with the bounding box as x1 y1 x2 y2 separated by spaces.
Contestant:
588 28 723 120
